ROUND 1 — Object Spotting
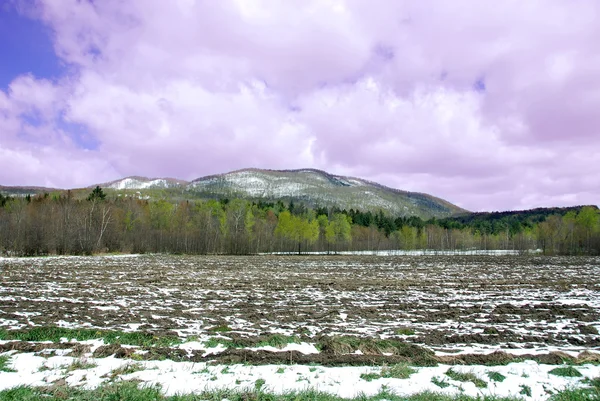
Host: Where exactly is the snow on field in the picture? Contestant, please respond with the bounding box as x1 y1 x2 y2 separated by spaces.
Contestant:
0 253 141 263
1 254 599 399
1 350 599 400
1 254 598 350
265 249 538 256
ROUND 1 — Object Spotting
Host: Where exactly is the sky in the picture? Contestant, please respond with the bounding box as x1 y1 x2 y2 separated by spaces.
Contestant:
0 0 599 212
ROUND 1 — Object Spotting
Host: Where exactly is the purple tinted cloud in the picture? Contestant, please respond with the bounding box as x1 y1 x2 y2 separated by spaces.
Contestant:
0 0 599 211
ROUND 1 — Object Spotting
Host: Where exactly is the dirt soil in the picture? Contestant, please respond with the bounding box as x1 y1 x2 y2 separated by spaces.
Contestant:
1 254 599 358
5 338 595 367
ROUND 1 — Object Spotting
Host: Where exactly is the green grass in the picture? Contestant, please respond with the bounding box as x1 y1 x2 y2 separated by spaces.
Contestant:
0 382 532 401
208 325 232 333
445 368 487 388
102 331 181 347
360 364 417 381
581 377 600 390
431 376 451 388
381 364 417 379
254 378 266 391
315 336 437 366
360 372 382 382
550 377 600 401
104 363 145 380
519 385 532 397
203 337 247 349
396 328 416 336
0 355 16 372
550 386 600 401
204 334 300 349
65 359 97 372
0 327 101 343
256 334 301 348
486 371 506 382
0 327 181 347
549 366 583 378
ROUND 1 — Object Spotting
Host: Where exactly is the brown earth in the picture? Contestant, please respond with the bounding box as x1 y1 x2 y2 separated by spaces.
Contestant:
1 254 599 358
11 339 595 367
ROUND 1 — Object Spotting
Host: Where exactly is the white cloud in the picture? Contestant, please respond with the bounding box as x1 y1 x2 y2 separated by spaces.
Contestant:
0 0 598 210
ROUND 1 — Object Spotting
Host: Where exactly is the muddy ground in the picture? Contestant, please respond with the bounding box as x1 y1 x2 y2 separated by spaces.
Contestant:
1 255 599 358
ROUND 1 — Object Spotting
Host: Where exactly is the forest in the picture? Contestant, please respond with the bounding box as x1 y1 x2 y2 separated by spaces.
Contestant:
0 188 598 256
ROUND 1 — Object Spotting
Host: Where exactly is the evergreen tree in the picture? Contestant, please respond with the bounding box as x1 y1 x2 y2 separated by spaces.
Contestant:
87 186 107 201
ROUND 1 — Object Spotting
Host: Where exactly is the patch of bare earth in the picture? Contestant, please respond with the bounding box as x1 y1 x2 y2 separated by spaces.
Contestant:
1 255 599 364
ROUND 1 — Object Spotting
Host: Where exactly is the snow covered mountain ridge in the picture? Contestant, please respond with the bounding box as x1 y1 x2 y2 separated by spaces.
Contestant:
1 169 466 218
103 176 187 190
101 168 466 218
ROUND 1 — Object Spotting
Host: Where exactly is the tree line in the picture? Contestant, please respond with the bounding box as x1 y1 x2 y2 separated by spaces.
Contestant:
0 188 598 256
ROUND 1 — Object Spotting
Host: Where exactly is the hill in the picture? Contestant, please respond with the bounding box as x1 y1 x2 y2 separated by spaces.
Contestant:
2 168 465 218
102 168 465 218
435 205 599 234
0 185 58 197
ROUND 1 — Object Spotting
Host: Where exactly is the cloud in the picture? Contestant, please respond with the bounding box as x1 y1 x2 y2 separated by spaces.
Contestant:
0 0 599 211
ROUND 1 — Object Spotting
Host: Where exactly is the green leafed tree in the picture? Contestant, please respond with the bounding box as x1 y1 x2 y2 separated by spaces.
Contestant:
576 206 599 253
325 213 352 252
398 225 417 250
149 199 174 230
275 210 319 254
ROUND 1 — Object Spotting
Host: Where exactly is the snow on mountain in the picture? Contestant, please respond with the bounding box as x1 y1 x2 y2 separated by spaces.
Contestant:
187 168 465 217
102 177 188 190
1 169 464 217
188 169 352 197
88 169 464 217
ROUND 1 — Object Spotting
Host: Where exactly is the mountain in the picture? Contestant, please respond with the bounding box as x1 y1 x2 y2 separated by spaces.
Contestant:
0 185 58 197
1 168 466 218
103 168 465 218
102 176 188 190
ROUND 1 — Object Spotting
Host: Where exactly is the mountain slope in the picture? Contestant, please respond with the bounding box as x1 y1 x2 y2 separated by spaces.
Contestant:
185 168 465 218
2 168 466 218
102 176 189 190
0 185 58 197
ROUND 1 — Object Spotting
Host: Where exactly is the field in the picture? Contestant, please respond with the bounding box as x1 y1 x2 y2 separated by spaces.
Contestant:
1 254 599 400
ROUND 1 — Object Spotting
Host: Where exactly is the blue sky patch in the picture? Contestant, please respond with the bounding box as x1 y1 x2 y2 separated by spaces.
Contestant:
57 118 100 150
0 5 64 90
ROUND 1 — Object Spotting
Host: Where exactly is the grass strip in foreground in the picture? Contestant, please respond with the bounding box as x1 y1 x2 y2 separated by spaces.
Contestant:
0 326 181 347
550 387 600 401
0 382 530 401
